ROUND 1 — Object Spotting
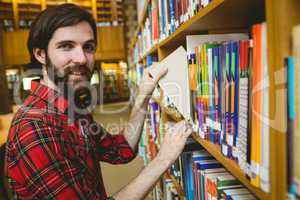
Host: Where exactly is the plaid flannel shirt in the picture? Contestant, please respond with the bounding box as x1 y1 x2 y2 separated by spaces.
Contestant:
5 81 136 199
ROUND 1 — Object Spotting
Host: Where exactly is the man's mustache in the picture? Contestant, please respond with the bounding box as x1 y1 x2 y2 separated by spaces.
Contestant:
63 65 93 78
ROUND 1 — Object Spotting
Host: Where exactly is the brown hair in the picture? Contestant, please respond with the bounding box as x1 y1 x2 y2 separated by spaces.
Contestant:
27 3 97 68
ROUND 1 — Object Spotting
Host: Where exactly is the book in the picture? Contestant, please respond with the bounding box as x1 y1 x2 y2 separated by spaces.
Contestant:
237 40 251 176
229 194 257 200
286 56 296 197
250 23 263 188
149 46 192 120
223 188 251 199
204 169 228 200
259 22 270 192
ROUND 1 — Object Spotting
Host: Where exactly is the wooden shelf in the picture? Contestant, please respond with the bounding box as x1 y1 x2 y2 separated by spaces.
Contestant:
191 133 270 200
165 172 185 199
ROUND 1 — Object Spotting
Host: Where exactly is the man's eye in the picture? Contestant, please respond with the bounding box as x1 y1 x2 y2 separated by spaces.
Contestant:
84 44 96 53
58 43 73 50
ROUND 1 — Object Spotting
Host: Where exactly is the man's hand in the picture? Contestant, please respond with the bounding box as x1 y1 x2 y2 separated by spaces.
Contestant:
138 65 168 99
113 120 192 200
156 120 193 167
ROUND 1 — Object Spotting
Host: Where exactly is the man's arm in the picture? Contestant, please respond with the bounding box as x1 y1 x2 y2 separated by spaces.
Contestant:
114 120 192 200
123 66 168 151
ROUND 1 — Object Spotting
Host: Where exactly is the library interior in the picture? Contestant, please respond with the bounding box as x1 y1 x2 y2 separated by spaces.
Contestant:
0 0 300 199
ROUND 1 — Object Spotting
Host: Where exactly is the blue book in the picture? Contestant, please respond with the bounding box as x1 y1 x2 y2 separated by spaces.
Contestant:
223 42 232 158
165 0 171 35
215 46 222 144
169 0 175 33
181 151 194 200
160 0 166 38
209 45 222 144
231 41 240 159
220 45 227 146
287 56 295 194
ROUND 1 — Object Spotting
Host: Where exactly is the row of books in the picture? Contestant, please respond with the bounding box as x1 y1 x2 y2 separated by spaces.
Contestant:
182 149 257 200
287 24 300 199
130 0 212 65
186 23 269 192
1 19 33 32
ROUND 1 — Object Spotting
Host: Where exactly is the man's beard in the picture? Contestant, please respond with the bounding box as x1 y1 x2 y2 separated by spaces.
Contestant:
45 55 95 111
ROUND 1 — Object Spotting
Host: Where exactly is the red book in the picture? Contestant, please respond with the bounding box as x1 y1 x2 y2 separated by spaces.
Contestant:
152 0 159 44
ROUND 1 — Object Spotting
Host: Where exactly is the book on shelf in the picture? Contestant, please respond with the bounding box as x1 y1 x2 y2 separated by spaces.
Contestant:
286 56 295 198
149 46 191 121
251 22 270 192
185 23 270 192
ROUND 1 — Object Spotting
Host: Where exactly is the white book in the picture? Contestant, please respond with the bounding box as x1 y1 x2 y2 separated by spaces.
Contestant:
231 194 256 200
149 46 191 120
237 77 249 175
260 22 270 193
223 188 250 196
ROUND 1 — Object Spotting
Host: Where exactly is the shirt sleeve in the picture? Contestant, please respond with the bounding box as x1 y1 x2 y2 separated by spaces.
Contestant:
6 119 102 200
95 125 137 164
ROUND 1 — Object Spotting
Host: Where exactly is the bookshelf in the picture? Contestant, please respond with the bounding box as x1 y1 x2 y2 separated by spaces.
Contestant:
129 0 300 199
0 0 125 31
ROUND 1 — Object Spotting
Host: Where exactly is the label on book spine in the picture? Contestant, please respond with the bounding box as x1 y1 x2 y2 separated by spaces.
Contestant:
251 161 260 179
199 129 205 139
222 144 228 156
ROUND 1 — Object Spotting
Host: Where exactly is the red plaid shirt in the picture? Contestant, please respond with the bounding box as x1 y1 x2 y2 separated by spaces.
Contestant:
5 81 136 199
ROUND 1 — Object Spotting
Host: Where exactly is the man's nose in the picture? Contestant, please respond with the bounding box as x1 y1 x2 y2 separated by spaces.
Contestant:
73 47 87 65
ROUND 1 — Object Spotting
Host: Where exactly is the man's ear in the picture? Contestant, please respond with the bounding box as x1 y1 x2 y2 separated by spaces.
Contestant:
33 48 46 65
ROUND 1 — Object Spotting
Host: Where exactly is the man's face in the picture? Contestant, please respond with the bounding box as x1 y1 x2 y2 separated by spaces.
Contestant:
46 21 96 90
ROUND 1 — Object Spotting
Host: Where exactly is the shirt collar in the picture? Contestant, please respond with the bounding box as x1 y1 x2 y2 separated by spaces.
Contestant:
30 80 69 113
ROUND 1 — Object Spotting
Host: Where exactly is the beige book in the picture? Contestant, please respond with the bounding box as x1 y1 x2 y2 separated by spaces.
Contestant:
149 46 191 121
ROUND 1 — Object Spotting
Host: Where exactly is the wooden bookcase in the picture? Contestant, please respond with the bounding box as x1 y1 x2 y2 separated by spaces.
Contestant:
0 0 124 30
129 0 300 199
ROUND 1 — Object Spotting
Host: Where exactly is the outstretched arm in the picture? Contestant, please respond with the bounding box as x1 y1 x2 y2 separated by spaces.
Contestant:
123 66 168 151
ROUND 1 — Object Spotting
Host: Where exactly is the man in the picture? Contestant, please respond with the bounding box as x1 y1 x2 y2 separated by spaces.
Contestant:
4 3 192 200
